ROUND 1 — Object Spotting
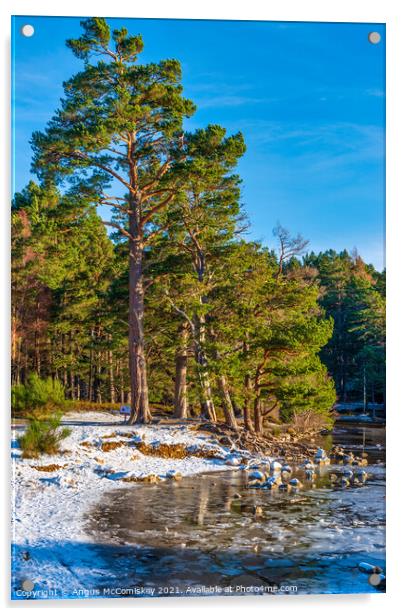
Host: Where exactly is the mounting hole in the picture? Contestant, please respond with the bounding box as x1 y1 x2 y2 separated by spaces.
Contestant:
368 32 381 44
368 573 382 586
21 579 34 591
21 24 35 37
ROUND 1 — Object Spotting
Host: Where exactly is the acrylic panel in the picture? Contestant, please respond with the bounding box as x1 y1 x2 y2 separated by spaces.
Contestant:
11 15 386 600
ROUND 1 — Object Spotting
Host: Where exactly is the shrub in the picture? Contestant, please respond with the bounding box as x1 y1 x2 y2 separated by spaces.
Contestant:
64 400 117 413
11 374 65 414
291 409 334 433
19 413 71 458
11 383 27 413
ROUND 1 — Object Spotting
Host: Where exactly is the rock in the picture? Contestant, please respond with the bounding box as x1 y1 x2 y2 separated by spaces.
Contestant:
264 477 279 489
252 505 263 516
305 469 315 481
122 473 161 484
248 479 264 489
267 473 282 485
233 492 242 499
316 458 330 466
166 470 182 481
339 477 350 488
279 483 290 491
314 448 330 465
304 462 316 471
355 469 368 481
289 478 302 488
343 469 354 479
358 562 383 574
94 465 114 477
248 470 265 482
219 436 234 447
281 465 292 474
226 454 242 466
332 449 345 462
270 460 282 472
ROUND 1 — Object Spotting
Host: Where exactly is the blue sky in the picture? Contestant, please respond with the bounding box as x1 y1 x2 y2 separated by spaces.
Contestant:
12 16 385 269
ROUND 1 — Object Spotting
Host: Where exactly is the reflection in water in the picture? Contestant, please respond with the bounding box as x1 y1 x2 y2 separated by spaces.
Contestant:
318 424 385 464
85 428 385 596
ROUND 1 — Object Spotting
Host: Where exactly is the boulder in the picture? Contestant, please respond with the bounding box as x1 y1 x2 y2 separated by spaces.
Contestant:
226 454 242 466
358 562 383 574
289 478 302 488
252 505 263 516
248 470 266 482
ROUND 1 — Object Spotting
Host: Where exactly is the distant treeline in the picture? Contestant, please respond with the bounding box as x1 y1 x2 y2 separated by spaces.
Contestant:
11 181 384 430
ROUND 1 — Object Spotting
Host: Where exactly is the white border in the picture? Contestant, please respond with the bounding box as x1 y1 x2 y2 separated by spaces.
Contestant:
1 0 400 613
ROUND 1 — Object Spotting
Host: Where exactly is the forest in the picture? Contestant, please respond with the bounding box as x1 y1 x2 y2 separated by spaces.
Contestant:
11 18 386 433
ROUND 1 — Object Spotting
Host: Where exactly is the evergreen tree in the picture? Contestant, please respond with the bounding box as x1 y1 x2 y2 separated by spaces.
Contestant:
304 249 386 403
31 17 196 423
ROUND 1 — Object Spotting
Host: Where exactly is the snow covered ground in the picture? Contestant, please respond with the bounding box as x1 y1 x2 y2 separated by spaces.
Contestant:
11 411 268 600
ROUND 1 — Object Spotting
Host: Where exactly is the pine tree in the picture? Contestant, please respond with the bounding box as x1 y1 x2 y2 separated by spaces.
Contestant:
304 249 386 403
31 17 196 423
154 125 246 426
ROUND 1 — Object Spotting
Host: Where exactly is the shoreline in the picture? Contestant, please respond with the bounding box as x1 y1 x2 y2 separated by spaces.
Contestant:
11 410 386 599
11 410 273 596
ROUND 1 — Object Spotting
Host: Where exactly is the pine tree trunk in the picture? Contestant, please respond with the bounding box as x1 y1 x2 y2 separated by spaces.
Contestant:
96 357 102 403
88 329 94 402
217 374 238 430
194 313 216 422
119 362 125 404
128 226 151 424
243 373 254 432
174 324 188 419
210 330 237 430
11 310 19 384
242 340 254 431
70 371 75 401
254 397 263 433
108 345 115 404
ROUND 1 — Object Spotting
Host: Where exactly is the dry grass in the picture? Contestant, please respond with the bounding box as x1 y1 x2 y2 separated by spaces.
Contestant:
291 410 329 433
135 442 221 460
136 442 189 459
121 473 161 484
100 440 127 452
31 463 67 472
79 441 93 449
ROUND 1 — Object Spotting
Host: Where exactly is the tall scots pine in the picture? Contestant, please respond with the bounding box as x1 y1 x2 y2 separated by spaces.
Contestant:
31 17 196 423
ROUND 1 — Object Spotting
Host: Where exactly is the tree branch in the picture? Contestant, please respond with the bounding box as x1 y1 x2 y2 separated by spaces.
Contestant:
101 220 133 240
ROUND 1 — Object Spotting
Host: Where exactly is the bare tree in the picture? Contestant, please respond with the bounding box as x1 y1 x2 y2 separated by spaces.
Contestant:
273 223 309 277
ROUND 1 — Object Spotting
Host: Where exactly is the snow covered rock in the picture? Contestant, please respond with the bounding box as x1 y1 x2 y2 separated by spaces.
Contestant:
248 470 265 481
